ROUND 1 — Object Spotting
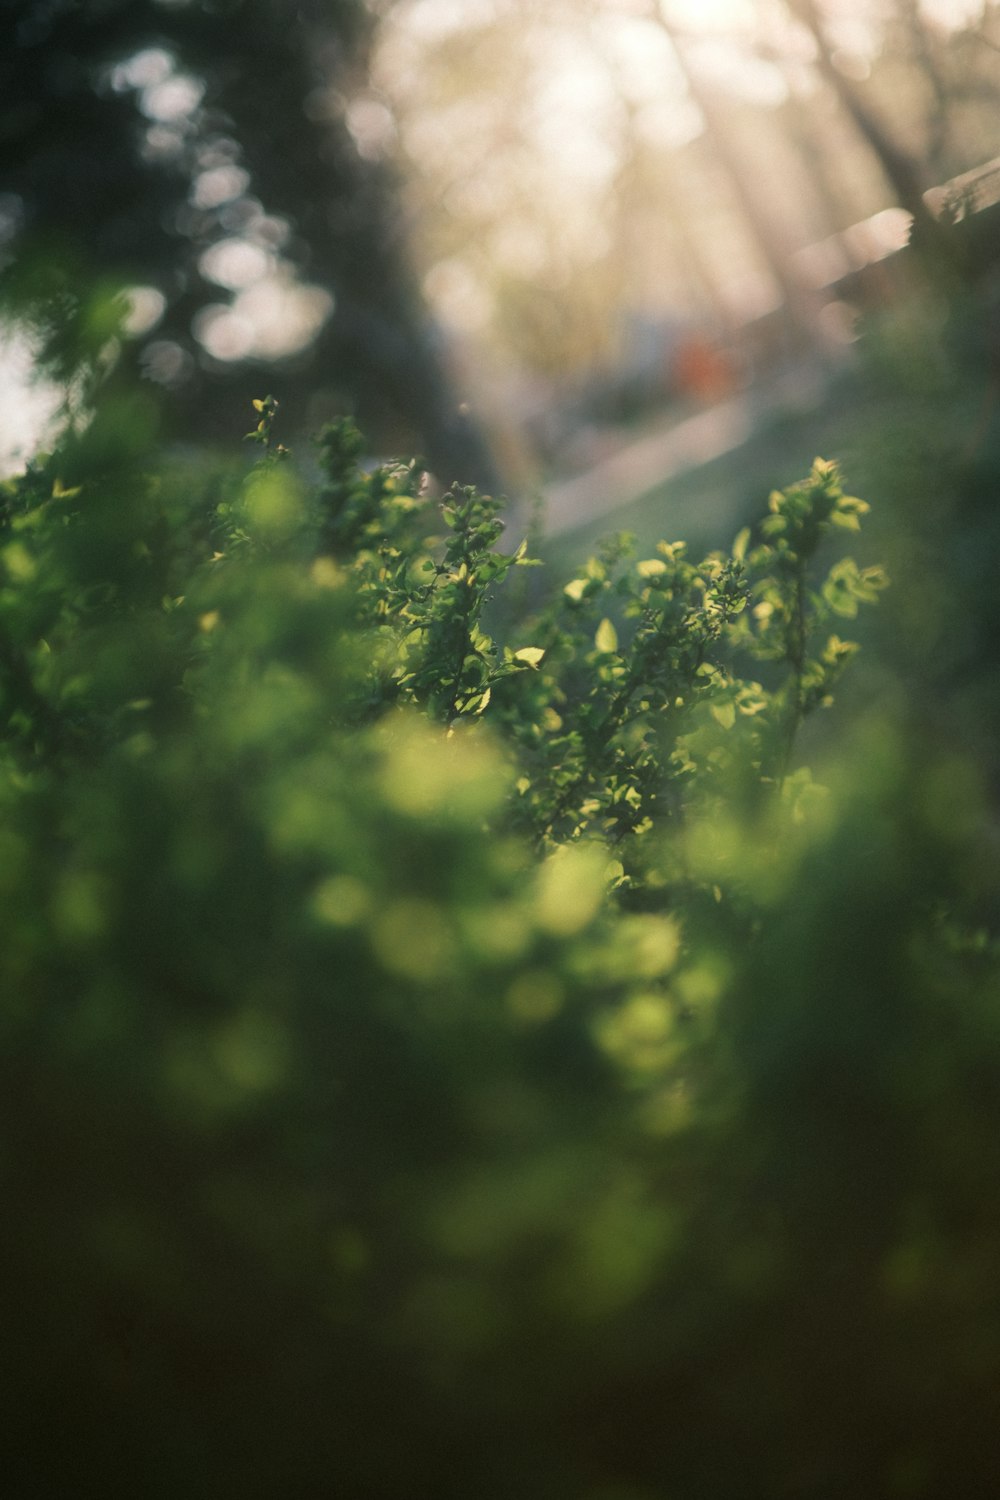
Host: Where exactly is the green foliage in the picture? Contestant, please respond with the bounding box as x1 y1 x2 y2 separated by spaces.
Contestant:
286 430 887 884
3 398 999 1499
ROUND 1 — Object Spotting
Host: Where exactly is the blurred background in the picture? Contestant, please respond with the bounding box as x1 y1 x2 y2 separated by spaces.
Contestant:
3 0 1000 518
7 12 1000 1494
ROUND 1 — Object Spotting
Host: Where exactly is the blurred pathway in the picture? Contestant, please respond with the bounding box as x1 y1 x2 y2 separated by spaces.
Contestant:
542 360 833 537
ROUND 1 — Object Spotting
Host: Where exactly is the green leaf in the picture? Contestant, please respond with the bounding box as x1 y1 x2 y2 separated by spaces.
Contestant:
710 701 736 730
595 618 618 654
514 647 545 667
564 578 587 602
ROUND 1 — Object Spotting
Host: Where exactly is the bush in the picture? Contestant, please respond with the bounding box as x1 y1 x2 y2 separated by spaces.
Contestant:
2 395 998 1498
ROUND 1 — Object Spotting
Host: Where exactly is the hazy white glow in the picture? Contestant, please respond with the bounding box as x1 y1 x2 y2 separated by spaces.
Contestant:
0 331 62 477
685 36 788 106
401 95 501 171
143 124 186 160
111 47 173 91
529 33 620 189
666 0 984 33
141 339 194 388
921 0 985 25
402 0 496 42
191 165 251 209
193 304 256 361
423 259 492 333
122 286 167 337
199 237 272 290
592 15 679 104
345 98 397 160
194 279 334 362
218 195 264 232
491 222 548 277
247 214 292 250
634 95 703 148
843 206 912 264
664 0 757 32
141 74 204 123
793 236 852 289
235 280 334 360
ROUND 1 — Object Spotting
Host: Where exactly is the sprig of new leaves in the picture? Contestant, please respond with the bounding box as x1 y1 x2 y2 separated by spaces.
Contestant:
298 423 886 880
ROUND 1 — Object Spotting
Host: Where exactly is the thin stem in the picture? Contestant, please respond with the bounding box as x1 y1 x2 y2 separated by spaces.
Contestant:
777 559 808 790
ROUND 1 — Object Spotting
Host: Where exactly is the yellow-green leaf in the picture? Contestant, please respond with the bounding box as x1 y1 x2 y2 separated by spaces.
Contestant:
595 618 618 653
514 647 545 667
710 701 736 730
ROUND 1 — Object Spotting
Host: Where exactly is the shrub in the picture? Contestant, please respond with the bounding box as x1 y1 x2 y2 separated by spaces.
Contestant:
2 397 998 1499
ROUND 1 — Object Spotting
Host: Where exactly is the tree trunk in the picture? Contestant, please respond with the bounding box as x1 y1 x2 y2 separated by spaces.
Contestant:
649 7 828 352
787 0 964 280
